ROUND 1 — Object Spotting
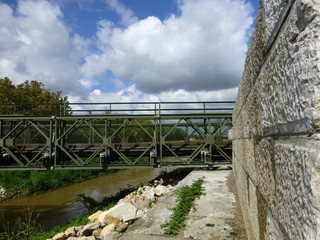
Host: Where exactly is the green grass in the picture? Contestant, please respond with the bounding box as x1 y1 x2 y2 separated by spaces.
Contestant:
161 177 205 235
0 207 39 240
1 184 157 240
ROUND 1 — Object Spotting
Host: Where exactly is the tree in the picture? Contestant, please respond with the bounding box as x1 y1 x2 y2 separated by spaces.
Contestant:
0 77 70 115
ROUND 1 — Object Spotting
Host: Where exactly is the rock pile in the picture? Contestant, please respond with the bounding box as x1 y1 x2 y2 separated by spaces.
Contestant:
49 180 172 240
0 186 6 198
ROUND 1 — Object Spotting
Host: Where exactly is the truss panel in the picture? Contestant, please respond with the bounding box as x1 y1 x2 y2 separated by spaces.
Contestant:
0 102 233 170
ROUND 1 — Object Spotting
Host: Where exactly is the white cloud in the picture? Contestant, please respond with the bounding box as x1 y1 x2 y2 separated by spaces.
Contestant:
0 0 254 104
81 0 253 94
0 0 85 96
104 0 138 26
85 84 238 103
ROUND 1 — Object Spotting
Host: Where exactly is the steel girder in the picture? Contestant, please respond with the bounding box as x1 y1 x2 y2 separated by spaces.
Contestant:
0 113 232 170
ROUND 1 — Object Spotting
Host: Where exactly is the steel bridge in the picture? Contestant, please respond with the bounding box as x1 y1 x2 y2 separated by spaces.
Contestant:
0 102 233 170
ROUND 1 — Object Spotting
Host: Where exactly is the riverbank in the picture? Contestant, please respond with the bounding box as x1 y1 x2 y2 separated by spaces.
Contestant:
45 168 246 240
0 168 171 234
0 169 118 202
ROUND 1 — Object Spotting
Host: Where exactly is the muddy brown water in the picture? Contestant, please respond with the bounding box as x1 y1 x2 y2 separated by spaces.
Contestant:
0 168 167 231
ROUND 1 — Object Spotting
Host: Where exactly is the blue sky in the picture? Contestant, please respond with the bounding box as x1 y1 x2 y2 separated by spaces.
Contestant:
0 0 259 103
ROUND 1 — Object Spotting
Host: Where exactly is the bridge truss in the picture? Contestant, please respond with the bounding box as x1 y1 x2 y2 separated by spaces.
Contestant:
0 102 233 170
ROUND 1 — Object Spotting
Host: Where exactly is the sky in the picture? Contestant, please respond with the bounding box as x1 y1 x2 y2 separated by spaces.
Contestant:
0 0 259 103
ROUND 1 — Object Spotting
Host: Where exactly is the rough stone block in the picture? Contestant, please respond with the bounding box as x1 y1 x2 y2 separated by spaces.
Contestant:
273 138 318 239
260 1 320 135
234 1 320 239
254 138 276 215
262 0 295 47
266 210 285 240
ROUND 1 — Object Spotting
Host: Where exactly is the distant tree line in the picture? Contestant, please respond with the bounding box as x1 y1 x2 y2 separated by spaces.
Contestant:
0 77 69 115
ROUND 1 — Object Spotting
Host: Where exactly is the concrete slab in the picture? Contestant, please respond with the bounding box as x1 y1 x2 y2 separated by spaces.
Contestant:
183 170 236 239
117 169 244 240
118 233 187 240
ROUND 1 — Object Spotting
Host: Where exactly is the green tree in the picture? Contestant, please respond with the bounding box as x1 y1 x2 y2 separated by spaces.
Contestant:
0 77 69 115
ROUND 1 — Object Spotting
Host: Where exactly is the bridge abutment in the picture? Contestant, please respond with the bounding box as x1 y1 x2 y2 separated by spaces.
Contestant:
233 0 320 239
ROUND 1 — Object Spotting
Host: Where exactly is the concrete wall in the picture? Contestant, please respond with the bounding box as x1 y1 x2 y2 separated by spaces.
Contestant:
233 0 320 239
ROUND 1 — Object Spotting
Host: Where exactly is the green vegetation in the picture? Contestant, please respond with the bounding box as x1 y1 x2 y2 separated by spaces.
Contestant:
0 77 70 115
0 186 133 240
0 169 116 200
34 186 136 240
0 207 39 240
161 177 205 235
0 168 195 239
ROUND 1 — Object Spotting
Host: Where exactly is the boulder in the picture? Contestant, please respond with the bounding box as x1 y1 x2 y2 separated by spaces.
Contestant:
88 210 103 222
132 198 150 209
99 202 137 221
116 222 128 232
141 187 155 201
101 223 116 236
101 232 119 240
154 185 169 196
74 237 96 240
92 228 102 237
84 236 96 240
74 226 83 233
122 208 145 222
65 226 76 238
79 222 101 236
53 232 67 240
98 213 121 225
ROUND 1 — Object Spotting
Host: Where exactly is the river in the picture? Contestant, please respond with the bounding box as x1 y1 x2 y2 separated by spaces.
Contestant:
0 168 166 231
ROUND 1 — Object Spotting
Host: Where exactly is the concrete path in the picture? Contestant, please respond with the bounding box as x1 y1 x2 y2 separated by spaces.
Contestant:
115 169 246 240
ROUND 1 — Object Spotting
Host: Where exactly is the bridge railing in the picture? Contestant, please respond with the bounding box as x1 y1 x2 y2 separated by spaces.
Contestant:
0 101 235 116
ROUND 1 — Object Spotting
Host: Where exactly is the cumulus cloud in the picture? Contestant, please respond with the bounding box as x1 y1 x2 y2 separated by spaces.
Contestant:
0 0 85 95
85 84 238 103
80 0 253 94
0 0 254 103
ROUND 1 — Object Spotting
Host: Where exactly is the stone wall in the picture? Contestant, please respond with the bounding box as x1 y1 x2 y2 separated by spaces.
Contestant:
233 0 320 239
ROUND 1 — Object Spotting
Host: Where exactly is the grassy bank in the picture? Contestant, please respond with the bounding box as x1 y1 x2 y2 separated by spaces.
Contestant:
0 169 117 200
0 168 194 240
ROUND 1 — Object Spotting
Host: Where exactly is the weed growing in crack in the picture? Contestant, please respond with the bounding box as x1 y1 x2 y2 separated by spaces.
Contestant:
161 177 205 235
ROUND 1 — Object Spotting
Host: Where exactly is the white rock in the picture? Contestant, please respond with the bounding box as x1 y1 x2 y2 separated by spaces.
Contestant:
64 226 76 238
154 185 169 196
98 214 121 225
132 198 150 209
88 210 103 222
101 223 116 236
99 202 137 222
141 187 156 201
52 232 67 240
79 222 101 236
